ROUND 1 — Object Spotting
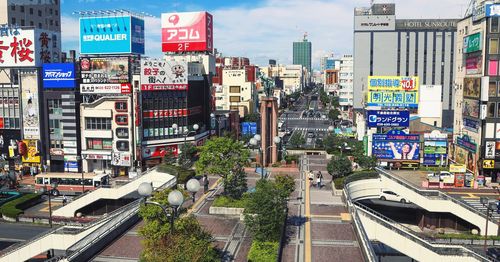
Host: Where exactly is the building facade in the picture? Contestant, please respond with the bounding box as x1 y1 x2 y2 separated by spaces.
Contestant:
293 36 312 77
339 54 354 116
353 3 459 128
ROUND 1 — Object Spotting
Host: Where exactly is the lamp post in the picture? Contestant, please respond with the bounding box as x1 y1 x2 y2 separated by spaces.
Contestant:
41 182 58 228
480 197 497 251
186 178 201 203
76 156 84 194
249 134 281 179
172 124 199 164
210 113 230 137
138 182 184 234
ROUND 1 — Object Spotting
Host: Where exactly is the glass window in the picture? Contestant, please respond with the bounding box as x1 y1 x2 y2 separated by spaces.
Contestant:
490 82 497 97
230 96 241 102
116 141 129 151
229 86 241 93
490 39 499 54
85 118 112 130
489 60 499 76
115 102 127 112
488 102 496 117
492 17 500 33
115 114 128 125
116 128 129 138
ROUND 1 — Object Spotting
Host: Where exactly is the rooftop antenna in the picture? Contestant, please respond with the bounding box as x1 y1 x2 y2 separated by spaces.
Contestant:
303 32 308 41
370 0 374 7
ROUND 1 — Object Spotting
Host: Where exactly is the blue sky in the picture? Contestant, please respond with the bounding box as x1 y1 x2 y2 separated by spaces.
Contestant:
61 0 466 69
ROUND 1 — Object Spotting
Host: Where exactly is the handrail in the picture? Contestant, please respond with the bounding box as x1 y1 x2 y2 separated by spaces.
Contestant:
375 167 499 224
354 201 490 261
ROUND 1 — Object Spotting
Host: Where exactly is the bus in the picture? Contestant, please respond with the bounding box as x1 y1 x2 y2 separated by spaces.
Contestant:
34 173 110 196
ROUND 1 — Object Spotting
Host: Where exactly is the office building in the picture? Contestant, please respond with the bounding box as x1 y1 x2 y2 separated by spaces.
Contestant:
339 54 354 117
353 3 459 128
293 34 312 77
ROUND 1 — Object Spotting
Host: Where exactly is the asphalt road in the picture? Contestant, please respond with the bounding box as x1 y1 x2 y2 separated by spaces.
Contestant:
0 222 50 241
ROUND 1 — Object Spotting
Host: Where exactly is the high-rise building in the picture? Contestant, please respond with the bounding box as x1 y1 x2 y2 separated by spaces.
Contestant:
339 54 354 117
0 0 61 32
293 34 312 76
353 3 459 128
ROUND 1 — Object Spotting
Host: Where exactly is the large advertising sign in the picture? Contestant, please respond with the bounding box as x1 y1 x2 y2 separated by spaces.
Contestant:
80 57 130 84
456 135 477 153
463 78 481 98
486 4 500 17
455 146 476 174
42 63 76 88
142 145 178 158
464 118 479 132
79 16 145 55
241 122 257 135
21 140 40 163
372 130 420 161
368 76 419 92
423 131 448 166
465 56 482 75
161 11 213 53
80 83 131 94
367 91 418 108
367 110 409 127
463 98 480 118
0 26 60 67
21 74 40 139
140 59 188 91
463 33 482 53
485 141 495 159
111 152 131 166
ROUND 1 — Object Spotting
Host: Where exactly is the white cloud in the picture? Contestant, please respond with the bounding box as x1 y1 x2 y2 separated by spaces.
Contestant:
61 15 80 52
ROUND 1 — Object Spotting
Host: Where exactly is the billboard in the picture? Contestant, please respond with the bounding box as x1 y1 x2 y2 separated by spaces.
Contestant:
485 141 495 159
485 4 500 17
464 118 479 132
456 135 477 153
419 85 442 118
142 145 178 158
42 63 76 88
423 131 448 166
367 91 418 108
140 59 188 91
462 98 480 118
80 57 130 84
241 122 257 135
80 83 131 94
79 16 145 54
372 130 420 161
21 140 40 163
463 78 481 98
161 11 213 53
0 26 60 67
465 56 482 75
368 76 419 92
111 152 131 166
21 74 40 139
454 146 476 174
463 33 481 53
367 110 409 127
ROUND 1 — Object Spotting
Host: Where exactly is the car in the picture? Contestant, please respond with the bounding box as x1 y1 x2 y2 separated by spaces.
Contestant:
308 112 314 117
302 112 307 118
379 190 410 204
307 131 315 138
315 112 321 118
427 171 454 182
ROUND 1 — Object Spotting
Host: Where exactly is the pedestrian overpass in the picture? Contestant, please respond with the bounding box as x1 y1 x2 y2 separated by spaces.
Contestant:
53 168 175 217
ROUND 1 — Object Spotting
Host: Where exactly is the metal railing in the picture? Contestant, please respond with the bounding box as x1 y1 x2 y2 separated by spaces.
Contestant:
354 201 490 261
376 167 499 224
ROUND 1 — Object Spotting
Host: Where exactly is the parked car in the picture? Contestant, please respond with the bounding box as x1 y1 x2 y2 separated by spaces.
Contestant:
379 190 410 204
427 171 454 181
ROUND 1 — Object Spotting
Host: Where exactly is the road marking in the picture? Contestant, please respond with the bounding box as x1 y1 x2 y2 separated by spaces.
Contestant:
447 192 499 196
304 172 311 262
310 214 341 218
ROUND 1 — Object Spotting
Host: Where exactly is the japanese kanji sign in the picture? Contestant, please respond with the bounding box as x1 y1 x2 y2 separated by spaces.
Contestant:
368 76 419 92
367 110 410 127
140 59 188 91
367 91 419 108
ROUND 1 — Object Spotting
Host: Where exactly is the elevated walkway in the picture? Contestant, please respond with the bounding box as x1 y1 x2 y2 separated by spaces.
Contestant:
53 168 175 217
345 168 499 236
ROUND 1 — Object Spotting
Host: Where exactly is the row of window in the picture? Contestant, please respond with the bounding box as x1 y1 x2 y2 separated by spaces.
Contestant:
86 138 129 151
85 118 112 130
11 17 59 28
487 102 500 118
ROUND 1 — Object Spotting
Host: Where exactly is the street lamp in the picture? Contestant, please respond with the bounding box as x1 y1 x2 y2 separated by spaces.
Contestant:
138 182 184 234
41 182 58 228
186 178 201 203
250 134 281 179
210 113 230 137
479 197 497 251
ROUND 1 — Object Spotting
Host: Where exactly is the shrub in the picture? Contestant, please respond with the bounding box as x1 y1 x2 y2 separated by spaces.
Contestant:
247 241 279 262
333 177 345 189
284 155 299 164
0 193 41 218
212 194 249 208
157 164 195 185
344 170 379 185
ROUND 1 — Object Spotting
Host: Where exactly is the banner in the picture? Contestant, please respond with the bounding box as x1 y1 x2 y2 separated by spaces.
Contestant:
463 78 481 98
367 110 409 127
367 91 418 108
462 98 480 118
80 57 130 84
463 32 481 53
42 63 76 88
465 56 482 75
368 76 419 92
21 74 40 139
450 164 466 173
372 130 420 161
140 59 188 91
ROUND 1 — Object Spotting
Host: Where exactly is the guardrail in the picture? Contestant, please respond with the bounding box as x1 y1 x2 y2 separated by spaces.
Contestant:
375 167 499 224
354 201 490 261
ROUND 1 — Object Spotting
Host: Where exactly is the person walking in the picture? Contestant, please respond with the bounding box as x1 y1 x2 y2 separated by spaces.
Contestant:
316 173 322 189
62 195 68 206
203 174 209 193
308 170 314 187
30 166 34 177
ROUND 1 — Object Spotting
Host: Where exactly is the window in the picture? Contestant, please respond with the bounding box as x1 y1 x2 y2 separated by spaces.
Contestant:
21 20 25 26
10 5 14 11
490 82 497 97
38 23 42 29
85 118 112 130
38 10 42 16
11 18 16 25
48 119 60 129
20 6 24 12
50 20 53 26
29 8 33 14
229 86 241 93
116 128 129 138
229 96 241 102
488 102 496 117
115 114 128 125
116 141 129 151
48 99 62 114
490 60 499 76
490 39 499 54
115 102 127 112
30 21 34 26
492 17 500 33
87 138 113 150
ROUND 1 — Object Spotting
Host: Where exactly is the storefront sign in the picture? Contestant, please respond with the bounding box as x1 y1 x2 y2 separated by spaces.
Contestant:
42 63 76 88
463 33 482 53
80 57 130 84
368 76 419 92
140 59 188 91
82 154 111 160
483 160 495 169
367 110 409 127
142 145 178 158
464 118 479 132
456 135 477 153
485 141 495 159
367 91 419 108
49 148 64 156
465 56 482 75
485 3 500 17
450 164 466 173
80 83 131 94
111 152 131 166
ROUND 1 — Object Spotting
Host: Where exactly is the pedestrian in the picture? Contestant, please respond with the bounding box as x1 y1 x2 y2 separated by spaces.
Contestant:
308 170 314 187
62 195 67 206
203 174 209 193
316 173 322 189
30 166 34 177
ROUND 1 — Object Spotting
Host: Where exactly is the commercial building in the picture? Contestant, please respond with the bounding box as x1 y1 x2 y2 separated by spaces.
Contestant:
339 54 354 118
293 34 312 79
0 0 61 32
214 68 256 118
320 55 340 71
353 3 459 128
260 64 304 95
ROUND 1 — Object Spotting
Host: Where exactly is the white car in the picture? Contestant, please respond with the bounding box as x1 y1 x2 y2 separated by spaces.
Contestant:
427 171 454 181
379 190 410 204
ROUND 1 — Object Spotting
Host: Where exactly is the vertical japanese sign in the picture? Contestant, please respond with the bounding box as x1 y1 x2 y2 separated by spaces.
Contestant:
21 74 40 139
161 11 213 53
140 59 188 91
485 141 495 159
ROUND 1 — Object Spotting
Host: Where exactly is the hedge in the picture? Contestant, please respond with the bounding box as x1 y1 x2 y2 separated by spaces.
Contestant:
247 241 279 262
212 194 249 208
157 164 196 184
0 193 41 218
333 177 345 190
343 170 379 185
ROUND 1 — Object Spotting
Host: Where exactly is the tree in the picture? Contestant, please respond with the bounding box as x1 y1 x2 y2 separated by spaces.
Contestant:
289 132 305 148
178 143 198 167
331 96 340 108
244 176 295 242
243 113 260 123
328 108 340 121
327 156 353 179
195 137 249 199
356 155 377 170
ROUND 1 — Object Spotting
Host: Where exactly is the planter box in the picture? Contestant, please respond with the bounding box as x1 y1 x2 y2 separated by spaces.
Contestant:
209 206 244 216
2 214 17 222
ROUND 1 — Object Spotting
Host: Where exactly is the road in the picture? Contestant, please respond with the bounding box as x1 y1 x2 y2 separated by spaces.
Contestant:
0 222 50 251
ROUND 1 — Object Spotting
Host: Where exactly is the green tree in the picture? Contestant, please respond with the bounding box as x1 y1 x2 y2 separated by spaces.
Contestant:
244 176 294 242
195 137 249 199
243 113 260 123
331 96 340 108
327 156 353 179
178 143 198 167
356 155 378 170
328 108 341 121
138 189 219 262
289 132 305 148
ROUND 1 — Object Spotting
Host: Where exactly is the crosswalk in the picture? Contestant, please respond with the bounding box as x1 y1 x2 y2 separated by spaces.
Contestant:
294 127 329 131
461 198 500 220
279 117 327 121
